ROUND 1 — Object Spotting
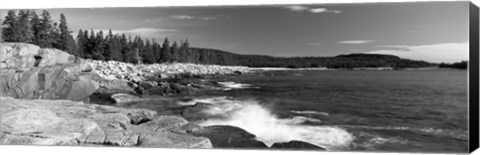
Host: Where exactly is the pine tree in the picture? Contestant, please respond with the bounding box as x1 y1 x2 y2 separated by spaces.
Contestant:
132 36 144 64
92 30 105 60
76 29 85 57
176 40 186 62
180 39 192 62
15 10 34 43
120 34 129 62
104 29 113 60
30 11 41 45
2 10 17 42
51 22 61 49
151 39 159 62
83 29 96 59
37 10 55 48
112 35 124 61
58 13 77 55
183 39 190 49
141 39 155 64
104 30 123 61
0 19 3 42
170 41 178 62
160 38 171 62
123 35 136 63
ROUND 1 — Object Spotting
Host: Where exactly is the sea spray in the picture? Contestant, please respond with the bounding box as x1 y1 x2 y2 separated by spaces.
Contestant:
184 97 355 150
216 81 259 90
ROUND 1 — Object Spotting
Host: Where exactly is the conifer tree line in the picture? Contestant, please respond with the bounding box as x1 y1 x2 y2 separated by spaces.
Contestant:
75 29 194 64
1 10 435 68
1 9 200 64
1 10 77 54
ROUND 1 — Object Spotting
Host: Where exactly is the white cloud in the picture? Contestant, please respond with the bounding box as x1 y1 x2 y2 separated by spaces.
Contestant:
284 5 341 14
338 40 375 44
368 42 469 63
306 43 323 46
199 16 216 20
170 15 226 20
171 15 195 20
284 5 309 12
309 8 341 13
309 8 327 13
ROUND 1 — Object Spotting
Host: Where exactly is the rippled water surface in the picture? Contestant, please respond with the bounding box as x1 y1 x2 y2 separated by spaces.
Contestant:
189 69 468 153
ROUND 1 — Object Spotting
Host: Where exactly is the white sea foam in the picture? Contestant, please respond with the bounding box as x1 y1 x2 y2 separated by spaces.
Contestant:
340 125 468 140
193 97 354 150
217 81 258 90
176 96 234 106
279 116 323 124
290 110 330 116
352 132 409 151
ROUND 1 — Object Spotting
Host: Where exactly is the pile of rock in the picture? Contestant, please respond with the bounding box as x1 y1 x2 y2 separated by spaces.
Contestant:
87 59 253 82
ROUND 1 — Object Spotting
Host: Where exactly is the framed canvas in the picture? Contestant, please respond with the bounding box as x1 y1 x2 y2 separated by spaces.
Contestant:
0 0 478 155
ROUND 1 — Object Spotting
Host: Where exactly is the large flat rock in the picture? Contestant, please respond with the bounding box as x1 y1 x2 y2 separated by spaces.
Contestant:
0 97 212 148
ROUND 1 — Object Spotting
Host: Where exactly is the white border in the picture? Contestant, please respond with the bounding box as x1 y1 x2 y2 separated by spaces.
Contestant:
0 0 478 9
0 0 478 155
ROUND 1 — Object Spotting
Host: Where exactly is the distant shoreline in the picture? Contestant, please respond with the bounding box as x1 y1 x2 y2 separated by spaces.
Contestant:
249 66 445 71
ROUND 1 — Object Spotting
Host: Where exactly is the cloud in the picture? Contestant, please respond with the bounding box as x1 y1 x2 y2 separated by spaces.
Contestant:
367 42 469 63
170 15 227 20
171 15 195 20
284 5 309 12
306 43 323 46
338 40 375 44
284 5 341 14
309 8 328 13
199 16 216 20
309 8 341 13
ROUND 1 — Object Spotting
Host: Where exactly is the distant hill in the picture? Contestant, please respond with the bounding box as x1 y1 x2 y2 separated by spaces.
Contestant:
186 48 434 69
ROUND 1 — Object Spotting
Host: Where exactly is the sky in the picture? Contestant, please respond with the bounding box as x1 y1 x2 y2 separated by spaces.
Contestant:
1 1 470 63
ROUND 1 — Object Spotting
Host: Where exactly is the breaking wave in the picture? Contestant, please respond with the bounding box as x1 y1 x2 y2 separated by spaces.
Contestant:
186 96 355 150
216 81 258 90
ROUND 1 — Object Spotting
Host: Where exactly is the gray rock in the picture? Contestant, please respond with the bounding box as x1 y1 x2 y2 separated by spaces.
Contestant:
126 109 157 125
0 43 101 101
110 93 142 106
158 73 173 79
191 125 268 148
0 43 39 69
170 83 191 94
0 64 99 101
138 81 157 89
180 123 204 134
270 140 326 150
0 97 213 148
138 131 212 148
140 115 189 132
0 43 77 69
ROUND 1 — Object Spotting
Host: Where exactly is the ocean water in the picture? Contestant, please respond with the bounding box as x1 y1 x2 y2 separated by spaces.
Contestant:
184 69 469 153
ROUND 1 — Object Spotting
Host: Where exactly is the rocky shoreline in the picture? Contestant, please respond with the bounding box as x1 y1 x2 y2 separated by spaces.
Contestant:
0 43 325 150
